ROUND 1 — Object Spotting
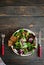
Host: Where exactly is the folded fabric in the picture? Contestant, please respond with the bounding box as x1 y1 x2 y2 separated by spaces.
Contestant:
0 57 6 65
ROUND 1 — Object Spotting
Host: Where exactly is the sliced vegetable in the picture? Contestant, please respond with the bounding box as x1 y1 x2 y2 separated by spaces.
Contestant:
18 49 23 54
28 38 33 43
20 38 26 44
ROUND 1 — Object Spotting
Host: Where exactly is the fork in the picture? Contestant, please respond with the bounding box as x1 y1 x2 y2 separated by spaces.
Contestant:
1 34 5 56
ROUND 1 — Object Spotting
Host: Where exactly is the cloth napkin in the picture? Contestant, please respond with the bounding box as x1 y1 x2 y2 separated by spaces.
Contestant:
0 57 6 65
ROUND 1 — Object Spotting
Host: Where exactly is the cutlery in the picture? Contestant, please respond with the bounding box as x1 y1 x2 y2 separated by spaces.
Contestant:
38 31 42 57
1 34 5 56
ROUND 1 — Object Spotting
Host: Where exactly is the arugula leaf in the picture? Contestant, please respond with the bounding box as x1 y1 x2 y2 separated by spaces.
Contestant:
19 29 24 33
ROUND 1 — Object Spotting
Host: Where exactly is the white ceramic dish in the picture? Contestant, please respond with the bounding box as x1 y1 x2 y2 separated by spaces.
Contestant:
11 29 37 56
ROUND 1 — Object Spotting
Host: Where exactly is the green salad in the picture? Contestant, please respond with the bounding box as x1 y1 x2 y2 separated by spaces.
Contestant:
12 29 36 55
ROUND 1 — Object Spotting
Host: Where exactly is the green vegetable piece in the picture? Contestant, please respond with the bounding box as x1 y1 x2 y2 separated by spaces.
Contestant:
13 41 21 49
26 32 29 37
19 29 26 38
23 44 27 48
24 48 28 54
27 42 31 47
27 42 35 51
13 32 17 36
19 29 24 33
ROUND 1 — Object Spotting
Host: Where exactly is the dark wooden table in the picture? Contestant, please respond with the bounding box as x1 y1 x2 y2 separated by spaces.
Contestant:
0 0 44 6
0 4 44 65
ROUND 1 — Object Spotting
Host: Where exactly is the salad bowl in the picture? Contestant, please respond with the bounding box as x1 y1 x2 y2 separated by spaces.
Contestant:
8 29 37 56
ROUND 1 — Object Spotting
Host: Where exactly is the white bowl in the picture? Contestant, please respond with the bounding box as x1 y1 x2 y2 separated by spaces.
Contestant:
11 28 37 56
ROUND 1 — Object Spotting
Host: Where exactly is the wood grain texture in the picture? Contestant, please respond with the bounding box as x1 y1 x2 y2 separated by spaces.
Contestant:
0 6 44 16
0 0 44 6
0 5 44 65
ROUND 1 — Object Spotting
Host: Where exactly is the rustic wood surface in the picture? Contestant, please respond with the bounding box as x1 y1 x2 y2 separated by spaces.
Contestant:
0 6 44 65
0 0 44 6
0 6 44 16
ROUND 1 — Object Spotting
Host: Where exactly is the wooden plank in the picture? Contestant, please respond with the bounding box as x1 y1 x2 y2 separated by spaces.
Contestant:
0 0 44 6
0 6 44 16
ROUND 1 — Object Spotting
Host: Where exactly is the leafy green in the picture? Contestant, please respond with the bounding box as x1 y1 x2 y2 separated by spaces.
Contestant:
24 48 28 54
14 32 21 37
19 29 24 33
13 41 22 49
27 42 35 51
22 43 27 48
